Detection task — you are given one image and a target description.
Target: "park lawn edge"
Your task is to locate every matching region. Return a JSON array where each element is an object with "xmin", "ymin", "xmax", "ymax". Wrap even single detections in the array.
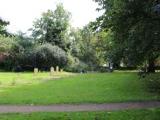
[{"xmin": 0, "ymin": 108, "xmax": 160, "ymax": 120}]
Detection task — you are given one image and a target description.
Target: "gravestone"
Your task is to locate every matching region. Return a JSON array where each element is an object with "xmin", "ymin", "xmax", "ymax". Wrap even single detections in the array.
[
  {"xmin": 56, "ymin": 66, "xmax": 59, "ymax": 72},
  {"xmin": 60, "ymin": 69, "xmax": 63, "ymax": 72},
  {"xmin": 34, "ymin": 68, "xmax": 38, "ymax": 74},
  {"xmin": 50, "ymin": 67, "xmax": 54, "ymax": 75}
]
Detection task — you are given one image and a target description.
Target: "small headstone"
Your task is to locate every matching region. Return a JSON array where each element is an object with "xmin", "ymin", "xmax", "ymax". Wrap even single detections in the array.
[
  {"xmin": 60, "ymin": 69, "xmax": 63, "ymax": 72},
  {"xmin": 56, "ymin": 66, "xmax": 59, "ymax": 72},
  {"xmin": 50, "ymin": 67, "xmax": 54, "ymax": 75},
  {"xmin": 34, "ymin": 68, "xmax": 38, "ymax": 74}
]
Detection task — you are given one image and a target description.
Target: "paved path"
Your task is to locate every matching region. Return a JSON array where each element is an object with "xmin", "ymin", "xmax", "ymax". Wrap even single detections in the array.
[{"xmin": 0, "ymin": 101, "xmax": 160, "ymax": 113}]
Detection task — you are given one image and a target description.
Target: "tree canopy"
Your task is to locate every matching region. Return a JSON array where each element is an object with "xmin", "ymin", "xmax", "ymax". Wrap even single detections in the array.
[
  {"xmin": 32, "ymin": 3, "xmax": 71, "ymax": 51},
  {"xmin": 0, "ymin": 18, "xmax": 9, "ymax": 35},
  {"xmin": 94, "ymin": 0, "xmax": 160, "ymax": 72}
]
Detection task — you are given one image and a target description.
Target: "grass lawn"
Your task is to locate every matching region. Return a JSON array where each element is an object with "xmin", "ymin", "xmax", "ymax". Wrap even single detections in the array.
[
  {"xmin": 0, "ymin": 72, "xmax": 159, "ymax": 104},
  {"xmin": 0, "ymin": 108, "xmax": 160, "ymax": 120},
  {"xmin": 0, "ymin": 72, "xmax": 72, "ymax": 86}
]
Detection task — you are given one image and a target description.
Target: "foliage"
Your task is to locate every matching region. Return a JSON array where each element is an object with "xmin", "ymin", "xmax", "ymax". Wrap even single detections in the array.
[
  {"xmin": 8, "ymin": 34, "xmax": 35, "ymax": 71},
  {"xmin": 80, "ymin": 26, "xmax": 97, "ymax": 67},
  {"xmin": 94, "ymin": 0, "xmax": 160, "ymax": 72},
  {"xmin": 0, "ymin": 4, "xmax": 71, "ymax": 71},
  {"xmin": 1, "ymin": 33, "xmax": 68, "ymax": 71},
  {"xmin": 143, "ymin": 73, "xmax": 160, "ymax": 93},
  {"xmin": 0, "ymin": 35, "xmax": 16, "ymax": 70},
  {"xmin": 94, "ymin": 30, "xmax": 116, "ymax": 65},
  {"xmin": 0, "ymin": 35, "xmax": 15, "ymax": 53},
  {"xmin": 65, "ymin": 53, "xmax": 88, "ymax": 72},
  {"xmin": 69, "ymin": 28, "xmax": 82, "ymax": 57},
  {"xmin": 0, "ymin": 3, "xmax": 111, "ymax": 72},
  {"xmin": 78, "ymin": 25, "xmax": 103, "ymax": 70},
  {"xmin": 68, "ymin": 26, "xmax": 108, "ymax": 70},
  {"xmin": 32, "ymin": 3, "xmax": 71, "ymax": 51},
  {"xmin": 34, "ymin": 43, "xmax": 68, "ymax": 69},
  {"xmin": 0, "ymin": 18, "xmax": 9, "ymax": 35}
]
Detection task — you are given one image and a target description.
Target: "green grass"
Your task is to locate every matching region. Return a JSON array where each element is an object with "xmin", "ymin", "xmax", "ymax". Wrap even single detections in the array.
[
  {"xmin": 0, "ymin": 108, "xmax": 160, "ymax": 120},
  {"xmin": 0, "ymin": 72, "xmax": 73, "ymax": 86},
  {"xmin": 0, "ymin": 72, "xmax": 159, "ymax": 104}
]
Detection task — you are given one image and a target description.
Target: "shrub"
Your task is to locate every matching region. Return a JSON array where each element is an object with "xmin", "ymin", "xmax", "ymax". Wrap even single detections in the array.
[
  {"xmin": 35, "ymin": 43, "xmax": 68, "ymax": 69},
  {"xmin": 143, "ymin": 73, "xmax": 160, "ymax": 92},
  {"xmin": 8, "ymin": 37, "xmax": 36, "ymax": 71},
  {"xmin": 0, "ymin": 35, "xmax": 15, "ymax": 53},
  {"xmin": 65, "ymin": 54, "xmax": 88, "ymax": 72}
]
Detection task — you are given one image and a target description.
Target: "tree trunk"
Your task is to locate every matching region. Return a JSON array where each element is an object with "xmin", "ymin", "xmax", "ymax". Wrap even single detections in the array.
[{"xmin": 147, "ymin": 59, "xmax": 155, "ymax": 73}]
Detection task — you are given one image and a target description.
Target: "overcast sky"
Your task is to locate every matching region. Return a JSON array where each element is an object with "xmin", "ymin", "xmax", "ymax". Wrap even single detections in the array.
[{"xmin": 0, "ymin": 0, "xmax": 102, "ymax": 33}]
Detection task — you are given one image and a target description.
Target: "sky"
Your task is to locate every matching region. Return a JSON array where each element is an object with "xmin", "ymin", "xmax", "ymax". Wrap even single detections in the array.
[{"xmin": 0, "ymin": 0, "xmax": 102, "ymax": 34}]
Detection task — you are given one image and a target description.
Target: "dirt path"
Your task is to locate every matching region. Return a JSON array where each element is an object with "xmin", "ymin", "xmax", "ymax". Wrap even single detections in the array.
[{"xmin": 0, "ymin": 101, "xmax": 160, "ymax": 113}]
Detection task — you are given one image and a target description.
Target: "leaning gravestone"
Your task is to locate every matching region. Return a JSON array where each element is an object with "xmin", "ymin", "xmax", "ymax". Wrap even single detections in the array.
[
  {"xmin": 34, "ymin": 68, "xmax": 38, "ymax": 74},
  {"xmin": 50, "ymin": 67, "xmax": 54, "ymax": 75},
  {"xmin": 56, "ymin": 66, "xmax": 59, "ymax": 72}
]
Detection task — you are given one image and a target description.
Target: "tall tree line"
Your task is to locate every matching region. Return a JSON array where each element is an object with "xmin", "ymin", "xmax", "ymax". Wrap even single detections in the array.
[
  {"xmin": 0, "ymin": 4, "xmax": 106, "ymax": 72},
  {"xmin": 94, "ymin": 0, "xmax": 160, "ymax": 72}
]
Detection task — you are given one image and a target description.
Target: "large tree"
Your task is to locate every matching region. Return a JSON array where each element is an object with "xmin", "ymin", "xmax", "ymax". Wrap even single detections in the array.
[
  {"xmin": 32, "ymin": 3, "xmax": 71, "ymax": 51},
  {"xmin": 94, "ymin": 0, "xmax": 160, "ymax": 72},
  {"xmin": 68, "ymin": 25, "xmax": 106, "ymax": 70}
]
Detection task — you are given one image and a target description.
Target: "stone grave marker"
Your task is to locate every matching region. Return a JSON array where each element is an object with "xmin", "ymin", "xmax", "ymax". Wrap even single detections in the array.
[
  {"xmin": 34, "ymin": 68, "xmax": 38, "ymax": 74},
  {"xmin": 50, "ymin": 67, "xmax": 54, "ymax": 75},
  {"xmin": 56, "ymin": 66, "xmax": 59, "ymax": 72},
  {"xmin": 60, "ymin": 69, "xmax": 63, "ymax": 72}
]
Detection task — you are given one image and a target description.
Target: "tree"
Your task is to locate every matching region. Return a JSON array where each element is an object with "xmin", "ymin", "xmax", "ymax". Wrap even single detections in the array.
[
  {"xmin": 69, "ymin": 25, "xmax": 110, "ymax": 70},
  {"xmin": 32, "ymin": 3, "xmax": 71, "ymax": 51},
  {"xmin": 94, "ymin": 0, "xmax": 160, "ymax": 72},
  {"xmin": 94, "ymin": 30, "xmax": 116, "ymax": 66},
  {"xmin": 68, "ymin": 28, "xmax": 80, "ymax": 57},
  {"xmin": 8, "ymin": 33, "xmax": 35, "ymax": 70},
  {"xmin": 0, "ymin": 35, "xmax": 15, "ymax": 53},
  {"xmin": 0, "ymin": 18, "xmax": 9, "ymax": 35},
  {"xmin": 78, "ymin": 24, "xmax": 110, "ymax": 70},
  {"xmin": 0, "ymin": 35, "xmax": 17, "ymax": 70}
]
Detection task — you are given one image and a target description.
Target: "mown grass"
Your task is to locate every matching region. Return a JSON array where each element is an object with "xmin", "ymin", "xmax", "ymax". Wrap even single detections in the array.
[
  {"xmin": 0, "ymin": 72, "xmax": 159, "ymax": 104},
  {"xmin": 0, "ymin": 108, "xmax": 160, "ymax": 120},
  {"xmin": 0, "ymin": 72, "xmax": 73, "ymax": 86}
]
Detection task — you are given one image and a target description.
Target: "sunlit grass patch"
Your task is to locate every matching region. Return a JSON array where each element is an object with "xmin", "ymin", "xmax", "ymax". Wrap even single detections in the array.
[{"xmin": 0, "ymin": 72, "xmax": 159, "ymax": 105}]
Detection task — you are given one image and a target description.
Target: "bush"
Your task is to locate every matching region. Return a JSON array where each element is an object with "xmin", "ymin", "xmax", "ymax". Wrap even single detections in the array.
[
  {"xmin": 143, "ymin": 74, "xmax": 160, "ymax": 92},
  {"xmin": 116, "ymin": 67, "xmax": 137, "ymax": 70},
  {"xmin": 35, "ymin": 43, "xmax": 68, "ymax": 69},
  {"xmin": 72, "ymin": 61, "xmax": 88, "ymax": 73},
  {"xmin": 65, "ymin": 54, "xmax": 88, "ymax": 72},
  {"xmin": 7, "ymin": 37, "xmax": 36, "ymax": 71},
  {"xmin": 0, "ymin": 35, "xmax": 15, "ymax": 53}
]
